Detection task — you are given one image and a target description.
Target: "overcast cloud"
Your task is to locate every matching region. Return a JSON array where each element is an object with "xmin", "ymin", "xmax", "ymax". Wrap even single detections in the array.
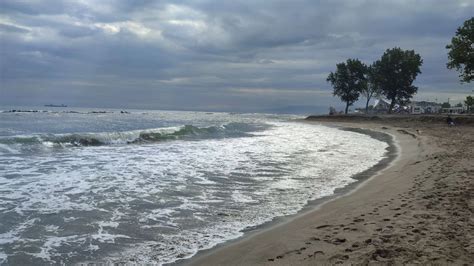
[{"xmin": 0, "ymin": 0, "xmax": 473, "ymax": 113}]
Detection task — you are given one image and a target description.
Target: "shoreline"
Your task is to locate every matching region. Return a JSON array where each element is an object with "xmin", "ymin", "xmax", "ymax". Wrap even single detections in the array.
[
  {"xmin": 177, "ymin": 121, "xmax": 401, "ymax": 265},
  {"xmin": 183, "ymin": 116, "xmax": 474, "ymax": 265}
]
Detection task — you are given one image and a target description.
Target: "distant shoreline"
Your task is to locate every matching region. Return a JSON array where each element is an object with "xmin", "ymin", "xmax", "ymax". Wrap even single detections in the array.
[
  {"xmin": 305, "ymin": 113, "xmax": 474, "ymax": 125},
  {"xmin": 44, "ymin": 104, "xmax": 67, "ymax": 107}
]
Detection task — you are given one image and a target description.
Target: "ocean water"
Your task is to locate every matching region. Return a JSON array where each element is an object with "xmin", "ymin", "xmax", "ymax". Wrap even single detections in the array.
[{"xmin": 0, "ymin": 108, "xmax": 389, "ymax": 265}]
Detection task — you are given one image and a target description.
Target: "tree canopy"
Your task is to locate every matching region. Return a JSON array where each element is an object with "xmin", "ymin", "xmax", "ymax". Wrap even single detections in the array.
[
  {"xmin": 327, "ymin": 59, "xmax": 367, "ymax": 114},
  {"xmin": 372, "ymin": 47, "xmax": 423, "ymax": 113},
  {"xmin": 362, "ymin": 65, "xmax": 383, "ymax": 113},
  {"xmin": 446, "ymin": 17, "xmax": 474, "ymax": 83},
  {"xmin": 465, "ymin": 95, "xmax": 474, "ymax": 112}
]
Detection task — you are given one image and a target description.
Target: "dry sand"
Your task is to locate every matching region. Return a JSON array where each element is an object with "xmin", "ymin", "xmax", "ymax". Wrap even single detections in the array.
[{"xmin": 185, "ymin": 115, "xmax": 474, "ymax": 265}]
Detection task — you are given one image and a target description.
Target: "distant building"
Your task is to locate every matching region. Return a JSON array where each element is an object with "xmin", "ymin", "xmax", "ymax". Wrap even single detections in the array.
[
  {"xmin": 411, "ymin": 106, "xmax": 423, "ymax": 114},
  {"xmin": 372, "ymin": 97, "xmax": 409, "ymax": 113},
  {"xmin": 370, "ymin": 98, "xmax": 454, "ymax": 114},
  {"xmin": 441, "ymin": 107, "xmax": 465, "ymax": 114},
  {"xmin": 408, "ymin": 101, "xmax": 442, "ymax": 114},
  {"xmin": 373, "ymin": 98, "xmax": 392, "ymax": 113}
]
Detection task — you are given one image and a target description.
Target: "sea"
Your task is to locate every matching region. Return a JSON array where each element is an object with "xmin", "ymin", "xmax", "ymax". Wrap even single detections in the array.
[{"xmin": 0, "ymin": 107, "xmax": 389, "ymax": 265}]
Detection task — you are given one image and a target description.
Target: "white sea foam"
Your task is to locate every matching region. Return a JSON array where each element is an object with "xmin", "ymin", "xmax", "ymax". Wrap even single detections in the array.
[
  {"xmin": 231, "ymin": 190, "xmax": 256, "ymax": 203},
  {"xmin": 0, "ymin": 119, "xmax": 388, "ymax": 265},
  {"xmin": 0, "ymin": 143, "xmax": 18, "ymax": 154},
  {"xmin": 0, "ymin": 252, "xmax": 7, "ymax": 265}
]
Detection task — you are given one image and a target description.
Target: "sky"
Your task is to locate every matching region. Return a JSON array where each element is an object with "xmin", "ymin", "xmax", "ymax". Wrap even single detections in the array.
[{"xmin": 0, "ymin": 0, "xmax": 473, "ymax": 113}]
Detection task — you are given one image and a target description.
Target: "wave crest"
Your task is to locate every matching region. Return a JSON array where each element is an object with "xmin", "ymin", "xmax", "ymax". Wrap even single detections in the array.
[{"xmin": 0, "ymin": 123, "xmax": 266, "ymax": 153}]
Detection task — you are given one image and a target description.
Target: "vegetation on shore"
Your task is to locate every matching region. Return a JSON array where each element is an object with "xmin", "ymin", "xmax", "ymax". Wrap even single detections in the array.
[
  {"xmin": 327, "ymin": 48, "xmax": 422, "ymax": 114},
  {"xmin": 446, "ymin": 17, "xmax": 474, "ymax": 83},
  {"xmin": 327, "ymin": 17, "xmax": 473, "ymax": 115},
  {"xmin": 326, "ymin": 59, "xmax": 367, "ymax": 114}
]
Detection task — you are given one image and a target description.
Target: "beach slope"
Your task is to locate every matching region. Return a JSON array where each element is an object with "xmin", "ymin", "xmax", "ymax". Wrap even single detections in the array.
[{"xmin": 187, "ymin": 115, "xmax": 474, "ymax": 265}]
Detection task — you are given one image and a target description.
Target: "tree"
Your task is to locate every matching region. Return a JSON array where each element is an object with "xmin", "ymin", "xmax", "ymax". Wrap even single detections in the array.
[
  {"xmin": 465, "ymin": 95, "xmax": 474, "ymax": 112},
  {"xmin": 446, "ymin": 17, "xmax": 474, "ymax": 83},
  {"xmin": 372, "ymin": 47, "xmax": 423, "ymax": 113},
  {"xmin": 361, "ymin": 65, "xmax": 383, "ymax": 113},
  {"xmin": 327, "ymin": 59, "xmax": 368, "ymax": 114}
]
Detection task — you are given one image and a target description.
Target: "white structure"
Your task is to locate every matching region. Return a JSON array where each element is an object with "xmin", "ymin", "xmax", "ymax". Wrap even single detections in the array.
[
  {"xmin": 373, "ymin": 98, "xmax": 393, "ymax": 112},
  {"xmin": 373, "ymin": 97, "xmax": 409, "ymax": 113},
  {"xmin": 409, "ymin": 101, "xmax": 442, "ymax": 114},
  {"xmin": 441, "ymin": 107, "xmax": 465, "ymax": 114},
  {"xmin": 411, "ymin": 106, "xmax": 423, "ymax": 114}
]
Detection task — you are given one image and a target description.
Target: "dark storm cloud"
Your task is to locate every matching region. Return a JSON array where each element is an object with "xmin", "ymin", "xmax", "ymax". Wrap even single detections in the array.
[{"xmin": 1, "ymin": 0, "xmax": 473, "ymax": 112}]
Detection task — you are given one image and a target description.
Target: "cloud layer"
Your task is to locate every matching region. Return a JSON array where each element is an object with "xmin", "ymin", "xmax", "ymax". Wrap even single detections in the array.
[{"xmin": 1, "ymin": 0, "xmax": 473, "ymax": 112}]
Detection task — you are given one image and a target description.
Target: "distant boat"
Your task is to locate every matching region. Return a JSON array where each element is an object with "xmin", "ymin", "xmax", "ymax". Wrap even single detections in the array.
[{"xmin": 44, "ymin": 104, "xmax": 67, "ymax": 107}]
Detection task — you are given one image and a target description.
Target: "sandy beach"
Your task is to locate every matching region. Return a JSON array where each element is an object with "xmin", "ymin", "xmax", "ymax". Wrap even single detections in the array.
[{"xmin": 185, "ymin": 115, "xmax": 474, "ymax": 265}]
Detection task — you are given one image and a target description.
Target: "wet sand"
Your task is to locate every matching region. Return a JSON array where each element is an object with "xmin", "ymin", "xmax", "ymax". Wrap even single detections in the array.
[{"xmin": 185, "ymin": 115, "xmax": 474, "ymax": 265}]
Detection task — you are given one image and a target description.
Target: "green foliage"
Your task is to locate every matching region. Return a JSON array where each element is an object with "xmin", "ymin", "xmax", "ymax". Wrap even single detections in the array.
[
  {"xmin": 441, "ymin": 102, "xmax": 451, "ymax": 108},
  {"xmin": 446, "ymin": 17, "xmax": 474, "ymax": 83},
  {"xmin": 465, "ymin": 95, "xmax": 474, "ymax": 112},
  {"xmin": 327, "ymin": 59, "xmax": 368, "ymax": 114},
  {"xmin": 372, "ymin": 47, "xmax": 423, "ymax": 113},
  {"xmin": 455, "ymin": 102, "xmax": 463, "ymax": 107},
  {"xmin": 362, "ymin": 65, "xmax": 383, "ymax": 113}
]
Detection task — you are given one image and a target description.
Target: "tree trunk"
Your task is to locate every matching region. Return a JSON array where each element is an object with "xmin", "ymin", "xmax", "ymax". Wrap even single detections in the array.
[
  {"xmin": 388, "ymin": 99, "xmax": 396, "ymax": 114},
  {"xmin": 345, "ymin": 102, "xmax": 349, "ymax": 114},
  {"xmin": 365, "ymin": 97, "xmax": 370, "ymax": 114}
]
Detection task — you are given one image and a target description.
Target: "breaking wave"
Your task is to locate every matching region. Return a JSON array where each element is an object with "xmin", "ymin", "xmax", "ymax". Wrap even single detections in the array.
[
  {"xmin": 0, "ymin": 123, "xmax": 268, "ymax": 152},
  {"xmin": 0, "ymin": 116, "xmax": 390, "ymax": 265}
]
